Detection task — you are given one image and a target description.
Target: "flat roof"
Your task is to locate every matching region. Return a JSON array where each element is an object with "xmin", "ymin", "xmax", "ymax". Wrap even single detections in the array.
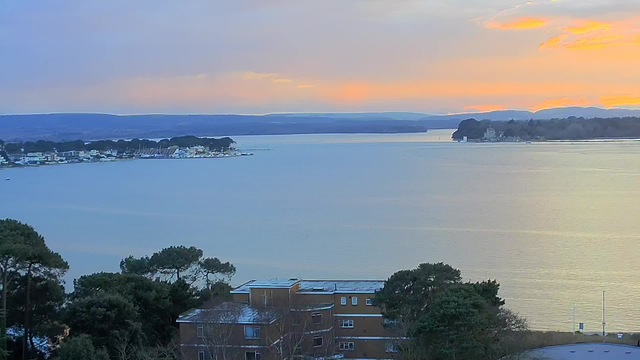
[
  {"xmin": 231, "ymin": 279, "xmax": 385, "ymax": 294},
  {"xmin": 298, "ymin": 280, "xmax": 384, "ymax": 293},
  {"xmin": 527, "ymin": 343, "xmax": 640, "ymax": 359},
  {"xmin": 177, "ymin": 302, "xmax": 279, "ymax": 324},
  {"xmin": 230, "ymin": 279, "xmax": 301, "ymax": 293}
]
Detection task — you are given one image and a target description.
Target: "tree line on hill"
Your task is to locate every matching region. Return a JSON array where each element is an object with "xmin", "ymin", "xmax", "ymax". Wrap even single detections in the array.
[
  {"xmin": 1, "ymin": 219, "xmax": 539, "ymax": 360},
  {"xmin": 452, "ymin": 117, "xmax": 640, "ymax": 141},
  {"xmin": 0, "ymin": 136, "xmax": 235, "ymax": 155}
]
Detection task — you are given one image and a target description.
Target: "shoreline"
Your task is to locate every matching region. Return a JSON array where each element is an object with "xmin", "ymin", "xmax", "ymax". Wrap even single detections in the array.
[{"xmin": 0, "ymin": 151, "xmax": 253, "ymax": 171}]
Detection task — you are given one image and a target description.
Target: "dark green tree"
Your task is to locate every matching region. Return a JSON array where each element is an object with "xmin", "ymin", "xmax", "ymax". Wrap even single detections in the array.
[
  {"xmin": 148, "ymin": 246, "xmax": 203, "ymax": 282},
  {"xmin": 375, "ymin": 263, "xmax": 527, "ymax": 360},
  {"xmin": 64, "ymin": 292, "xmax": 142, "ymax": 352},
  {"xmin": 375, "ymin": 262, "xmax": 461, "ymax": 321},
  {"xmin": 20, "ymin": 245, "xmax": 68, "ymax": 360},
  {"xmin": 0, "ymin": 220, "xmax": 66, "ymax": 360},
  {"xmin": 168, "ymin": 279, "xmax": 203, "ymax": 323},
  {"xmin": 7, "ymin": 276, "xmax": 65, "ymax": 354},
  {"xmin": 199, "ymin": 257, "xmax": 236, "ymax": 295},
  {"xmin": 71, "ymin": 272, "xmax": 175, "ymax": 345},
  {"xmin": 56, "ymin": 335, "xmax": 109, "ymax": 360},
  {"xmin": 119, "ymin": 256, "xmax": 152, "ymax": 277}
]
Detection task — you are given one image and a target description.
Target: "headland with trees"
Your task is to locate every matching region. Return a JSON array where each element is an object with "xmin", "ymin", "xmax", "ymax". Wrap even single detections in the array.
[{"xmin": 452, "ymin": 117, "xmax": 640, "ymax": 141}]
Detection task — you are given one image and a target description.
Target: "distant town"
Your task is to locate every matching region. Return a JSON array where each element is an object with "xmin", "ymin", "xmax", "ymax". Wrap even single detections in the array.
[{"xmin": 0, "ymin": 135, "xmax": 252, "ymax": 168}]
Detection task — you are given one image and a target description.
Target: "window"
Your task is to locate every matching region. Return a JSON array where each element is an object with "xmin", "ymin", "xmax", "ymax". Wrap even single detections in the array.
[
  {"xmin": 313, "ymin": 336, "xmax": 323, "ymax": 347},
  {"xmin": 245, "ymin": 351, "xmax": 261, "ymax": 360},
  {"xmin": 312, "ymin": 312, "xmax": 322, "ymax": 325},
  {"xmin": 292, "ymin": 314, "xmax": 301, "ymax": 326},
  {"xmin": 339, "ymin": 319, "xmax": 354, "ymax": 328},
  {"xmin": 340, "ymin": 296, "xmax": 347, "ymax": 306},
  {"xmin": 366, "ymin": 298, "xmax": 373, "ymax": 306},
  {"xmin": 198, "ymin": 350, "xmax": 205, "ymax": 360},
  {"xmin": 385, "ymin": 341, "xmax": 400, "ymax": 353},
  {"xmin": 352, "ymin": 296, "xmax": 358, "ymax": 306},
  {"xmin": 339, "ymin": 342, "xmax": 355, "ymax": 351},
  {"xmin": 244, "ymin": 326, "xmax": 260, "ymax": 339},
  {"xmin": 197, "ymin": 324, "xmax": 204, "ymax": 337}
]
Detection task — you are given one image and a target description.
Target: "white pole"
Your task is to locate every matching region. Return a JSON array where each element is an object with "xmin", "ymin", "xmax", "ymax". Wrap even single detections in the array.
[{"xmin": 602, "ymin": 291, "xmax": 606, "ymax": 343}]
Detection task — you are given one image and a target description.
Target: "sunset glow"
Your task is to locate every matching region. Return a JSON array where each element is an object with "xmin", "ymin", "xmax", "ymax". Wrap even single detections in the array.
[
  {"xmin": 486, "ymin": 18, "xmax": 547, "ymax": 30},
  {"xmin": 2, "ymin": 1, "xmax": 640, "ymax": 114}
]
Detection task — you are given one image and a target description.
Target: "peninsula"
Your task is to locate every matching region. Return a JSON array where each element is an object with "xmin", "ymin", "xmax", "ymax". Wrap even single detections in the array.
[
  {"xmin": 0, "ymin": 135, "xmax": 250, "ymax": 168},
  {"xmin": 452, "ymin": 116, "xmax": 640, "ymax": 142}
]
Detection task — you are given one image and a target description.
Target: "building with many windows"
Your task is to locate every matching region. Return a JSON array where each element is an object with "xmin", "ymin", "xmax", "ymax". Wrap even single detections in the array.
[{"xmin": 178, "ymin": 279, "xmax": 402, "ymax": 360}]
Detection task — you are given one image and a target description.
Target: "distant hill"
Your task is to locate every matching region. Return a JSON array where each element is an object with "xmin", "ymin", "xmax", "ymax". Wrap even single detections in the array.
[
  {"xmin": 2, "ymin": 107, "xmax": 639, "ymax": 141},
  {"xmin": 421, "ymin": 107, "xmax": 640, "ymax": 122},
  {"xmin": 266, "ymin": 112, "xmax": 430, "ymax": 121},
  {"xmin": 0, "ymin": 113, "xmax": 430, "ymax": 142}
]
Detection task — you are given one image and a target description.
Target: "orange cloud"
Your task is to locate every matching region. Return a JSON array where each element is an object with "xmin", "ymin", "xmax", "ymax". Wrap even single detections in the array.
[
  {"xmin": 565, "ymin": 21, "xmax": 612, "ymax": 34},
  {"xmin": 601, "ymin": 95, "xmax": 640, "ymax": 108},
  {"xmin": 297, "ymin": 84, "xmax": 315, "ymax": 89},
  {"xmin": 565, "ymin": 35, "xmax": 625, "ymax": 50},
  {"xmin": 486, "ymin": 18, "xmax": 546, "ymax": 30},
  {"xmin": 530, "ymin": 97, "xmax": 590, "ymax": 111},
  {"xmin": 462, "ymin": 105, "xmax": 505, "ymax": 112},
  {"xmin": 539, "ymin": 34, "xmax": 566, "ymax": 49}
]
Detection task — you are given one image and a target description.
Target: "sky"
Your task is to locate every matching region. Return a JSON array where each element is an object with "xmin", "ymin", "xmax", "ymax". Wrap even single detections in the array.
[{"xmin": 1, "ymin": 0, "xmax": 640, "ymax": 115}]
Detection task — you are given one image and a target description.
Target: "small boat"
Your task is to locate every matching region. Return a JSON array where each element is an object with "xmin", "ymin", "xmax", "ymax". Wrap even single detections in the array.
[{"xmin": 5, "ymin": 178, "xmax": 9, "ymax": 181}]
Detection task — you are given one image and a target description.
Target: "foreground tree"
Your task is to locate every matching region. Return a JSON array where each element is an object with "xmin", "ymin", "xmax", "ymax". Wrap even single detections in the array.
[
  {"xmin": 20, "ymin": 246, "xmax": 68, "ymax": 360},
  {"xmin": 375, "ymin": 263, "xmax": 528, "ymax": 360},
  {"xmin": 56, "ymin": 335, "xmax": 109, "ymax": 360},
  {"xmin": 7, "ymin": 275, "xmax": 65, "ymax": 356},
  {"xmin": 71, "ymin": 272, "xmax": 174, "ymax": 345},
  {"xmin": 0, "ymin": 220, "xmax": 43, "ymax": 359},
  {"xmin": 64, "ymin": 293, "xmax": 142, "ymax": 352},
  {"xmin": 0, "ymin": 220, "xmax": 68, "ymax": 360}
]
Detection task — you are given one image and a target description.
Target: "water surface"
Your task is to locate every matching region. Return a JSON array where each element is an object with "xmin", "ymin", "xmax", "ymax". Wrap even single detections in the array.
[{"xmin": 2, "ymin": 130, "xmax": 640, "ymax": 332}]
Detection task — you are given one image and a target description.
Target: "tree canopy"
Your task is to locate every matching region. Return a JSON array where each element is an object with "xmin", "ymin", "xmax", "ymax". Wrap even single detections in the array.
[
  {"xmin": 0, "ymin": 219, "xmax": 68, "ymax": 360},
  {"xmin": 1, "ymin": 136, "xmax": 235, "ymax": 155},
  {"xmin": 375, "ymin": 262, "xmax": 526, "ymax": 360},
  {"xmin": 56, "ymin": 335, "xmax": 109, "ymax": 360}
]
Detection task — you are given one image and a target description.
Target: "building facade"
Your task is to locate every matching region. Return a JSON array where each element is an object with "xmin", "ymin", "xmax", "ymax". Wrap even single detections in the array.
[{"xmin": 178, "ymin": 279, "xmax": 402, "ymax": 360}]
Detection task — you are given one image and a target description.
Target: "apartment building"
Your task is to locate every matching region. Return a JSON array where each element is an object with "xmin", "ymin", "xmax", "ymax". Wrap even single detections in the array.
[{"xmin": 178, "ymin": 279, "xmax": 402, "ymax": 360}]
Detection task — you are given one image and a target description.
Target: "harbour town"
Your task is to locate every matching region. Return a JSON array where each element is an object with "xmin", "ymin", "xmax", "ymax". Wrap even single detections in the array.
[{"xmin": 0, "ymin": 136, "xmax": 252, "ymax": 168}]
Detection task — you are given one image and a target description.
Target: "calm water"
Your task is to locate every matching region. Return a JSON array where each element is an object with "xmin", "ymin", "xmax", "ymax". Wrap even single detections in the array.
[{"xmin": 2, "ymin": 129, "xmax": 640, "ymax": 332}]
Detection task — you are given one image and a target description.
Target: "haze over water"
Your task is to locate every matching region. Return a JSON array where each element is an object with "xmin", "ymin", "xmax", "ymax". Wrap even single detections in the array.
[{"xmin": 2, "ymin": 129, "xmax": 640, "ymax": 332}]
